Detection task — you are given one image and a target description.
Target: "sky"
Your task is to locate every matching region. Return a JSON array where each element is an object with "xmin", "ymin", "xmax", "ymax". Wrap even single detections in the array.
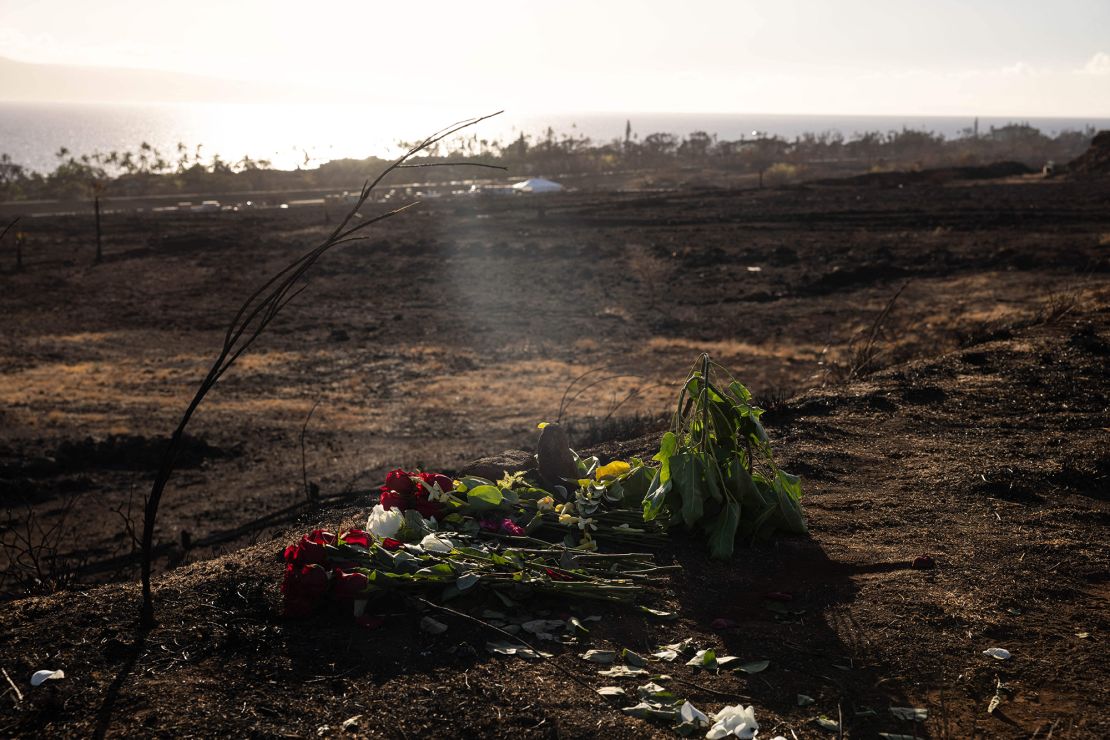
[{"xmin": 1, "ymin": 0, "xmax": 1109, "ymax": 116}]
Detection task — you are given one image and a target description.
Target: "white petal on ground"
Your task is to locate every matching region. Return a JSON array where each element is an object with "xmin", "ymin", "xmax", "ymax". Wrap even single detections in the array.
[
  {"xmin": 419, "ymin": 533, "xmax": 454, "ymax": 553},
  {"xmin": 680, "ymin": 701, "xmax": 709, "ymax": 726},
  {"xmin": 982, "ymin": 647, "xmax": 1011, "ymax": 660},
  {"xmin": 366, "ymin": 504, "xmax": 403, "ymax": 539},
  {"xmin": 30, "ymin": 669, "xmax": 64, "ymax": 687},
  {"xmin": 706, "ymin": 704, "xmax": 759, "ymax": 739}
]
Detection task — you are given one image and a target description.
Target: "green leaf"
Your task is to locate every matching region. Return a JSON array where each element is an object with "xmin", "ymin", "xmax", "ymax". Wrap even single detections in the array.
[
  {"xmin": 642, "ymin": 469, "xmax": 671, "ymax": 522},
  {"xmin": 685, "ymin": 649, "xmax": 717, "ymax": 668},
  {"xmin": 728, "ymin": 381, "xmax": 752, "ymax": 403},
  {"xmin": 654, "ymin": 432, "xmax": 678, "ymax": 481},
  {"xmin": 466, "ymin": 484, "xmax": 504, "ymax": 510},
  {"xmin": 772, "ymin": 470, "xmax": 808, "ymax": 535},
  {"xmin": 706, "ymin": 499, "xmax": 740, "ymax": 560},
  {"xmin": 670, "ymin": 452, "xmax": 705, "ymax": 528},
  {"xmin": 568, "ymin": 616, "xmax": 590, "ymax": 637}
]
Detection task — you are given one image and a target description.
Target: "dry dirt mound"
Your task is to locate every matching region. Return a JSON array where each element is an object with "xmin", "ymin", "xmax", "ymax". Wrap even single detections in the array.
[
  {"xmin": 1, "ymin": 297, "xmax": 1108, "ymax": 738},
  {"xmin": 1066, "ymin": 130, "xmax": 1110, "ymax": 177}
]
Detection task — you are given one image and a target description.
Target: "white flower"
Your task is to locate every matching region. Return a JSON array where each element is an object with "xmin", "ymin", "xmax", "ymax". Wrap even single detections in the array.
[
  {"xmin": 706, "ymin": 704, "xmax": 759, "ymax": 740},
  {"xmin": 366, "ymin": 504, "xmax": 403, "ymax": 539},
  {"xmin": 680, "ymin": 701, "xmax": 709, "ymax": 727},
  {"xmin": 420, "ymin": 533, "xmax": 454, "ymax": 553}
]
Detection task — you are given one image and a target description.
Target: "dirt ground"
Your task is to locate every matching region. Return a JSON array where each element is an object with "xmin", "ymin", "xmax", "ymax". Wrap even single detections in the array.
[{"xmin": 0, "ymin": 170, "xmax": 1108, "ymax": 736}]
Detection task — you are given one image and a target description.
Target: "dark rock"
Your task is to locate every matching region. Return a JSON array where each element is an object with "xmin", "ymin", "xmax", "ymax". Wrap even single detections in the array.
[{"xmin": 459, "ymin": 449, "xmax": 535, "ymax": 482}]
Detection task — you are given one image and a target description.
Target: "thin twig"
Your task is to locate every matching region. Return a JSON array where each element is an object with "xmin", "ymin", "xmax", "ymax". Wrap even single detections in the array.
[
  {"xmin": 300, "ymin": 400, "xmax": 321, "ymax": 505},
  {"xmin": 1, "ymin": 667, "xmax": 22, "ymax": 703},
  {"xmin": 0, "ymin": 217, "xmax": 18, "ymax": 245}
]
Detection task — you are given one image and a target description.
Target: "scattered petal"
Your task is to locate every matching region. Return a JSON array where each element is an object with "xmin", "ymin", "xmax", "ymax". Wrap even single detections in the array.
[
  {"xmin": 738, "ymin": 660, "xmax": 770, "ymax": 674},
  {"xmin": 485, "ymin": 641, "xmax": 552, "ymax": 659},
  {"xmin": 797, "ymin": 694, "xmax": 815, "ymax": 707},
  {"xmin": 30, "ymin": 670, "xmax": 64, "ymax": 687},
  {"xmin": 341, "ymin": 715, "xmax": 361, "ymax": 731},
  {"xmin": 680, "ymin": 700, "xmax": 709, "ymax": 726},
  {"xmin": 706, "ymin": 704, "xmax": 759, "ymax": 740},
  {"xmin": 597, "ymin": 686, "xmax": 626, "ymax": 698},
  {"xmin": 815, "ymin": 716, "xmax": 840, "ymax": 732},
  {"xmin": 686, "ymin": 649, "xmax": 717, "ymax": 668},
  {"xmin": 982, "ymin": 647, "xmax": 1011, "ymax": 661},
  {"xmin": 640, "ymin": 606, "xmax": 678, "ymax": 620},
  {"xmin": 890, "ymin": 707, "xmax": 929, "ymax": 721},
  {"xmin": 455, "ymin": 573, "xmax": 480, "ymax": 591},
  {"xmin": 580, "ymin": 649, "xmax": 618, "ymax": 664},
  {"xmin": 598, "ymin": 665, "xmax": 649, "ymax": 678},
  {"xmin": 652, "ymin": 648, "xmax": 679, "ymax": 662}
]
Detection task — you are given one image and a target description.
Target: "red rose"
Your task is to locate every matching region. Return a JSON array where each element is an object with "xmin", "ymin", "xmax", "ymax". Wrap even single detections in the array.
[
  {"xmin": 307, "ymin": 529, "xmax": 337, "ymax": 545},
  {"xmin": 412, "ymin": 495, "xmax": 444, "ymax": 520},
  {"xmin": 283, "ymin": 537, "xmax": 327, "ymax": 565},
  {"xmin": 332, "ymin": 569, "xmax": 370, "ymax": 599},
  {"xmin": 381, "ymin": 538, "xmax": 403, "ymax": 550},
  {"xmin": 418, "ymin": 472, "xmax": 453, "ymax": 494},
  {"xmin": 384, "ymin": 469, "xmax": 416, "ymax": 496},
  {"xmin": 342, "ymin": 529, "xmax": 370, "ymax": 549},
  {"xmin": 281, "ymin": 563, "xmax": 329, "ymax": 617},
  {"xmin": 379, "ymin": 488, "xmax": 407, "ymax": 510},
  {"xmin": 297, "ymin": 537, "xmax": 328, "ymax": 565}
]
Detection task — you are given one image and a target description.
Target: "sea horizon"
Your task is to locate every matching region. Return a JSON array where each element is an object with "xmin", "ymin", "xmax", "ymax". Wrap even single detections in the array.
[{"xmin": 2, "ymin": 100, "xmax": 1108, "ymax": 174}]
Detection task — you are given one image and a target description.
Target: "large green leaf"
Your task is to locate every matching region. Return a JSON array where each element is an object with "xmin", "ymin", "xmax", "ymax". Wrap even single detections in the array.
[
  {"xmin": 772, "ymin": 470, "xmax": 808, "ymax": 534},
  {"xmin": 466, "ymin": 484, "xmax": 505, "ymax": 511},
  {"xmin": 670, "ymin": 452, "xmax": 705, "ymax": 528},
  {"xmin": 653, "ymin": 432, "xmax": 678, "ymax": 482},
  {"xmin": 706, "ymin": 499, "xmax": 740, "ymax": 559}
]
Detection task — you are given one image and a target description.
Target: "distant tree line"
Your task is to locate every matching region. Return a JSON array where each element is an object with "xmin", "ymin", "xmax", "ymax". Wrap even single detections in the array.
[{"xmin": 0, "ymin": 123, "xmax": 1098, "ymax": 201}]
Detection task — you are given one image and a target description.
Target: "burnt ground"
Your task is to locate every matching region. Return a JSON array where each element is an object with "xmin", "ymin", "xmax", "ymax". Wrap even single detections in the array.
[{"xmin": 0, "ymin": 171, "xmax": 1108, "ymax": 736}]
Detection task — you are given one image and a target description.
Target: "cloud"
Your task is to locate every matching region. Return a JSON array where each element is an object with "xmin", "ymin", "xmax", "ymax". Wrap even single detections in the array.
[{"xmin": 1079, "ymin": 52, "xmax": 1110, "ymax": 75}]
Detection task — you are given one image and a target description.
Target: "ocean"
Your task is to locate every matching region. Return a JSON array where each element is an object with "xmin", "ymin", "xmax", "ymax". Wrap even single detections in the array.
[{"xmin": 1, "ymin": 101, "xmax": 1107, "ymax": 174}]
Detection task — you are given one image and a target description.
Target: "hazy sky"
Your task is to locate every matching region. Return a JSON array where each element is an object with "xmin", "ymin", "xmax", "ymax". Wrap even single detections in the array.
[{"xmin": 1, "ymin": 0, "xmax": 1108, "ymax": 115}]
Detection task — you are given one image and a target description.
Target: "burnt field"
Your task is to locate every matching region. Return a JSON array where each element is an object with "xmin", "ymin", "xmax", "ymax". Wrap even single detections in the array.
[{"xmin": 1, "ymin": 171, "xmax": 1108, "ymax": 737}]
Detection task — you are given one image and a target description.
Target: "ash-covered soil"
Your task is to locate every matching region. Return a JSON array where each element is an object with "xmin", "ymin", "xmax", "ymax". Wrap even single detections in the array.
[{"xmin": 0, "ymin": 171, "xmax": 1108, "ymax": 736}]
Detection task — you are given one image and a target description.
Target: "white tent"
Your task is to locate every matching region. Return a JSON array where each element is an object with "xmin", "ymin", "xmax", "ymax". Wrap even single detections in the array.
[{"xmin": 511, "ymin": 177, "xmax": 564, "ymax": 193}]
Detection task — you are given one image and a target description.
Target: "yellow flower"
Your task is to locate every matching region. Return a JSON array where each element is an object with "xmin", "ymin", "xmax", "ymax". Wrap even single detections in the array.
[
  {"xmin": 595, "ymin": 460, "xmax": 631, "ymax": 481},
  {"xmin": 559, "ymin": 513, "xmax": 579, "ymax": 526},
  {"xmin": 537, "ymin": 495, "xmax": 555, "ymax": 512}
]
